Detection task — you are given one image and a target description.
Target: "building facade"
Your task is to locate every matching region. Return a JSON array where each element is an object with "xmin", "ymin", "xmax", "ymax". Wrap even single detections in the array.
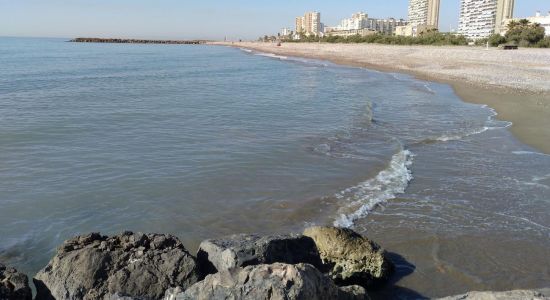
[
  {"xmin": 395, "ymin": 24, "xmax": 437, "ymax": 37},
  {"xmin": 280, "ymin": 28, "xmax": 292, "ymax": 37},
  {"xmin": 367, "ymin": 18, "xmax": 408, "ymax": 35},
  {"xmin": 325, "ymin": 28, "xmax": 377, "ymax": 38},
  {"xmin": 458, "ymin": 0, "xmax": 515, "ymax": 39},
  {"xmin": 328, "ymin": 12, "xmax": 407, "ymax": 35},
  {"xmin": 337, "ymin": 12, "xmax": 369, "ymax": 31},
  {"xmin": 408, "ymin": 0, "xmax": 440, "ymax": 27},
  {"xmin": 296, "ymin": 12, "xmax": 321, "ymax": 36}
]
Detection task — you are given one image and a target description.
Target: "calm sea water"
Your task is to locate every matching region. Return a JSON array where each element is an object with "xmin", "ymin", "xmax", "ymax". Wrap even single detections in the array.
[{"xmin": 1, "ymin": 38, "xmax": 549, "ymax": 298}]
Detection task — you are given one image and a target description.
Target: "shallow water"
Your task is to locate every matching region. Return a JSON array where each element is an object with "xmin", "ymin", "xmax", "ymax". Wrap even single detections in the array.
[{"xmin": 0, "ymin": 38, "xmax": 549, "ymax": 298}]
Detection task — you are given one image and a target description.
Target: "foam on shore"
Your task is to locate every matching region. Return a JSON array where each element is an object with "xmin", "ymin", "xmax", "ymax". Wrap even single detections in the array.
[{"xmin": 334, "ymin": 149, "xmax": 414, "ymax": 228}]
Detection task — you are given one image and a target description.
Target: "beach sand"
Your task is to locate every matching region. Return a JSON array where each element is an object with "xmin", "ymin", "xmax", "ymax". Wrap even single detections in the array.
[{"xmin": 212, "ymin": 42, "xmax": 550, "ymax": 154}]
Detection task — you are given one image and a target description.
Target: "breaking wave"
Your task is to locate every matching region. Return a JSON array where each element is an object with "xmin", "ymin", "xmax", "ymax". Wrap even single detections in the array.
[
  {"xmin": 334, "ymin": 149, "xmax": 414, "ymax": 228},
  {"xmin": 254, "ymin": 52, "xmax": 288, "ymax": 60}
]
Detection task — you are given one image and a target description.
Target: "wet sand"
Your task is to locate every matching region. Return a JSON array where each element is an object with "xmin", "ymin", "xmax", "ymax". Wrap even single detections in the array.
[{"xmin": 212, "ymin": 42, "xmax": 550, "ymax": 154}]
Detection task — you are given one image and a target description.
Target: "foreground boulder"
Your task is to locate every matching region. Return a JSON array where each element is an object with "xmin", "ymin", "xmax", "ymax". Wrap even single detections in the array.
[
  {"xmin": 34, "ymin": 231, "xmax": 200, "ymax": 300},
  {"xmin": 303, "ymin": 226, "xmax": 393, "ymax": 288},
  {"xmin": 166, "ymin": 263, "xmax": 368, "ymax": 300},
  {"xmin": 437, "ymin": 289, "xmax": 550, "ymax": 300},
  {"xmin": 196, "ymin": 234, "xmax": 323, "ymax": 275},
  {"xmin": 0, "ymin": 263, "xmax": 32, "ymax": 300}
]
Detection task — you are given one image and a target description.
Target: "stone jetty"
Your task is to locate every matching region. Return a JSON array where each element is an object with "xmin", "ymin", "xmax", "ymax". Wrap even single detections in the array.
[
  {"xmin": 1, "ymin": 226, "xmax": 549, "ymax": 299},
  {"xmin": 70, "ymin": 38, "xmax": 207, "ymax": 45}
]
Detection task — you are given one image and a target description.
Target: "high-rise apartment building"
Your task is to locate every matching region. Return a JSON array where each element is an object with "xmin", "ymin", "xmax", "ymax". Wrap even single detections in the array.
[
  {"xmin": 295, "ymin": 12, "xmax": 321, "ymax": 36},
  {"xmin": 495, "ymin": 0, "xmax": 515, "ymax": 34},
  {"xmin": 458, "ymin": 0, "xmax": 514, "ymax": 39},
  {"xmin": 408, "ymin": 0, "xmax": 440, "ymax": 27}
]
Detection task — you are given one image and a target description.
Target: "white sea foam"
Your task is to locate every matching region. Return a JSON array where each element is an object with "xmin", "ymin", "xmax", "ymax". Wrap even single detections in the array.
[
  {"xmin": 254, "ymin": 52, "xmax": 288, "ymax": 60},
  {"xmin": 334, "ymin": 149, "xmax": 414, "ymax": 228},
  {"xmin": 423, "ymin": 84, "xmax": 435, "ymax": 94},
  {"xmin": 434, "ymin": 126, "xmax": 491, "ymax": 142},
  {"xmin": 429, "ymin": 104, "xmax": 511, "ymax": 143},
  {"xmin": 239, "ymin": 48, "xmax": 253, "ymax": 53},
  {"xmin": 512, "ymin": 151, "xmax": 550, "ymax": 157}
]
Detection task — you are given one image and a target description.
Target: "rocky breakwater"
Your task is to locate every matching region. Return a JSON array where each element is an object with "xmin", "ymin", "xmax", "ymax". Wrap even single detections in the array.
[
  {"xmin": 70, "ymin": 38, "xmax": 207, "ymax": 45},
  {"xmin": 2, "ymin": 226, "xmax": 395, "ymax": 300},
  {"xmin": 1, "ymin": 263, "xmax": 32, "ymax": 300},
  {"xmin": 33, "ymin": 232, "xmax": 200, "ymax": 300}
]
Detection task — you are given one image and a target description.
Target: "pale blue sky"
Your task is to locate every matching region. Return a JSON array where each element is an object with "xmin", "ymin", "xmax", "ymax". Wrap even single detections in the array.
[{"xmin": 0, "ymin": 0, "xmax": 547, "ymax": 39}]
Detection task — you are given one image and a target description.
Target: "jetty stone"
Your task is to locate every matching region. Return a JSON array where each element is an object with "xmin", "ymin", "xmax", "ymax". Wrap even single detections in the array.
[
  {"xmin": 165, "ymin": 263, "xmax": 369, "ymax": 300},
  {"xmin": 303, "ymin": 226, "xmax": 394, "ymax": 288},
  {"xmin": 0, "ymin": 263, "xmax": 32, "ymax": 300},
  {"xmin": 34, "ymin": 231, "xmax": 200, "ymax": 300},
  {"xmin": 196, "ymin": 233, "xmax": 323, "ymax": 275}
]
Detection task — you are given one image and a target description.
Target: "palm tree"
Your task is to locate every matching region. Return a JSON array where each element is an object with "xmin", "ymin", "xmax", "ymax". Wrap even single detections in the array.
[
  {"xmin": 507, "ymin": 20, "xmax": 519, "ymax": 30},
  {"xmin": 518, "ymin": 19, "xmax": 530, "ymax": 26}
]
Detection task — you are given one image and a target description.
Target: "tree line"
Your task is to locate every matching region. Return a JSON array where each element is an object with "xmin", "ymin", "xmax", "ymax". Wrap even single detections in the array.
[{"xmin": 259, "ymin": 20, "xmax": 549, "ymax": 48}]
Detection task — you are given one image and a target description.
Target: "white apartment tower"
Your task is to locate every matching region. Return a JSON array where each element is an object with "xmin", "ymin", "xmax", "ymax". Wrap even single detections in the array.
[
  {"xmin": 408, "ymin": 0, "xmax": 440, "ymax": 27},
  {"xmin": 296, "ymin": 12, "xmax": 321, "ymax": 36},
  {"xmin": 458, "ymin": 0, "xmax": 514, "ymax": 39}
]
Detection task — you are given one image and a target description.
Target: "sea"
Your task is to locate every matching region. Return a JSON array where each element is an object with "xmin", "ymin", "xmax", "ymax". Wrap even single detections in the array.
[{"xmin": 0, "ymin": 37, "xmax": 549, "ymax": 298}]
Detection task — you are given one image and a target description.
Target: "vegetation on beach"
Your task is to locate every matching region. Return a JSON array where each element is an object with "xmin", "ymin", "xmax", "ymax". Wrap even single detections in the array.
[
  {"xmin": 474, "ymin": 19, "xmax": 549, "ymax": 48},
  {"xmin": 262, "ymin": 30, "xmax": 469, "ymax": 46},
  {"xmin": 261, "ymin": 19, "xmax": 549, "ymax": 48}
]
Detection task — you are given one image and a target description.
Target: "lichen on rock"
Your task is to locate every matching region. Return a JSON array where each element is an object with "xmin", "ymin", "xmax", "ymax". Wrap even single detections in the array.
[{"xmin": 303, "ymin": 226, "xmax": 394, "ymax": 288}]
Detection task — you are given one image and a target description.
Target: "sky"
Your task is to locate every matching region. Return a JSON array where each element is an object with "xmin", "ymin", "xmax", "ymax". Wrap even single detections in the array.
[{"xmin": 0, "ymin": 0, "xmax": 547, "ymax": 40}]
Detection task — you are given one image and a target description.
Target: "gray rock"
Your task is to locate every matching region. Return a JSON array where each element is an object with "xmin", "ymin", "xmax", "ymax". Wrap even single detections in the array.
[
  {"xmin": 438, "ymin": 289, "xmax": 550, "ymax": 300},
  {"xmin": 303, "ymin": 226, "xmax": 393, "ymax": 288},
  {"xmin": 34, "ymin": 231, "xmax": 200, "ymax": 300},
  {"xmin": 196, "ymin": 234, "xmax": 323, "ymax": 275},
  {"xmin": 166, "ymin": 263, "xmax": 369, "ymax": 300},
  {"xmin": 0, "ymin": 263, "xmax": 32, "ymax": 300}
]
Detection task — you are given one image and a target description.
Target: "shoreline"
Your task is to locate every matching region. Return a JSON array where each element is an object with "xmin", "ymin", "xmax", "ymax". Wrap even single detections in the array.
[{"xmin": 212, "ymin": 42, "xmax": 550, "ymax": 154}]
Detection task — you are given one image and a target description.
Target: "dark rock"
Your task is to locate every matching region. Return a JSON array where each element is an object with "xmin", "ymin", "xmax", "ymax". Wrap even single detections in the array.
[
  {"xmin": 165, "ymin": 263, "xmax": 369, "ymax": 300},
  {"xmin": 303, "ymin": 226, "xmax": 394, "ymax": 288},
  {"xmin": 196, "ymin": 234, "xmax": 323, "ymax": 276},
  {"xmin": 0, "ymin": 263, "xmax": 32, "ymax": 300},
  {"xmin": 34, "ymin": 232, "xmax": 200, "ymax": 300}
]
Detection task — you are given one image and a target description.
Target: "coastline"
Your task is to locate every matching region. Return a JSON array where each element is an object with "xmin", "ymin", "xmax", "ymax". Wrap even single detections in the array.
[{"xmin": 211, "ymin": 42, "xmax": 550, "ymax": 154}]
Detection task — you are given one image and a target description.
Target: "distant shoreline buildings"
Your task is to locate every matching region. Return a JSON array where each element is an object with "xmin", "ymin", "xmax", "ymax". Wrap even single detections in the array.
[
  {"xmin": 276, "ymin": 0, "xmax": 548, "ymax": 41},
  {"xmin": 325, "ymin": 12, "xmax": 407, "ymax": 37}
]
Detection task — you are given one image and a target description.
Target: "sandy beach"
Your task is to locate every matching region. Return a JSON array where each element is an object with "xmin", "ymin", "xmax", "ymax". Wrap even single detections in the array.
[{"xmin": 213, "ymin": 42, "xmax": 550, "ymax": 154}]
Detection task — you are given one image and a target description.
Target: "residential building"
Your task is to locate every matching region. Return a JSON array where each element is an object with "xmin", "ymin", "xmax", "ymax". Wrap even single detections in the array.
[
  {"xmin": 325, "ymin": 28, "xmax": 377, "ymax": 38},
  {"xmin": 395, "ymin": 24, "xmax": 437, "ymax": 37},
  {"xmin": 295, "ymin": 17, "xmax": 305, "ymax": 33},
  {"xmin": 408, "ymin": 0, "xmax": 440, "ymax": 27},
  {"xmin": 366, "ymin": 18, "xmax": 408, "ymax": 35},
  {"xmin": 458, "ymin": 0, "xmax": 515, "ymax": 39},
  {"xmin": 501, "ymin": 11, "xmax": 550, "ymax": 36},
  {"xmin": 336, "ymin": 12, "xmax": 369, "ymax": 31},
  {"xmin": 296, "ymin": 12, "xmax": 322, "ymax": 36},
  {"xmin": 328, "ymin": 12, "xmax": 407, "ymax": 35},
  {"xmin": 280, "ymin": 28, "xmax": 292, "ymax": 37},
  {"xmin": 495, "ymin": 0, "xmax": 515, "ymax": 34}
]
